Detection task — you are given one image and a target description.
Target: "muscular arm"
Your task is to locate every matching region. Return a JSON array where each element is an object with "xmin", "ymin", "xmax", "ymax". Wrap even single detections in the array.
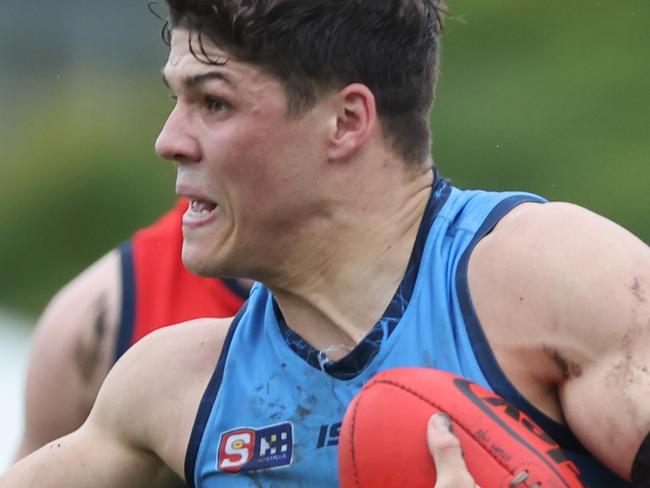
[
  {"xmin": 2, "ymin": 317, "xmax": 228, "ymax": 487},
  {"xmin": 470, "ymin": 202, "xmax": 650, "ymax": 483},
  {"xmin": 4, "ymin": 422, "xmax": 176, "ymax": 488},
  {"xmin": 14, "ymin": 250, "xmax": 121, "ymax": 459}
]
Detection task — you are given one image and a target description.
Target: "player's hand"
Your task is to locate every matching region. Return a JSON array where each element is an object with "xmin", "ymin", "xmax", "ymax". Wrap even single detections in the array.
[{"xmin": 427, "ymin": 413, "xmax": 478, "ymax": 488}]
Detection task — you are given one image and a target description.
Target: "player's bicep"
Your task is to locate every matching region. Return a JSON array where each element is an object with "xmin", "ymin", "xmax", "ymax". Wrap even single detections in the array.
[
  {"xmin": 510, "ymin": 203, "xmax": 650, "ymax": 484},
  {"xmin": 560, "ymin": 338, "xmax": 650, "ymax": 484}
]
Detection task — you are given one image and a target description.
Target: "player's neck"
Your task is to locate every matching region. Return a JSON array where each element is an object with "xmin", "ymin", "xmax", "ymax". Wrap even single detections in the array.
[{"xmin": 268, "ymin": 163, "xmax": 434, "ymax": 358}]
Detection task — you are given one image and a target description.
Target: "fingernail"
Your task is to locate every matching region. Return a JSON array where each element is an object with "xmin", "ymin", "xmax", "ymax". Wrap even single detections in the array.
[{"xmin": 432, "ymin": 413, "xmax": 453, "ymax": 433}]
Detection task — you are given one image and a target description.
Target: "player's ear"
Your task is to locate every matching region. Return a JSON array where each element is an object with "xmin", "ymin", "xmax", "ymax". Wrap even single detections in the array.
[{"xmin": 326, "ymin": 83, "xmax": 377, "ymax": 161}]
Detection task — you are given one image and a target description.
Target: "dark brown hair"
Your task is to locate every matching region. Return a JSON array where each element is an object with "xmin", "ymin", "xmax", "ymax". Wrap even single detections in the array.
[{"xmin": 164, "ymin": 0, "xmax": 445, "ymax": 165}]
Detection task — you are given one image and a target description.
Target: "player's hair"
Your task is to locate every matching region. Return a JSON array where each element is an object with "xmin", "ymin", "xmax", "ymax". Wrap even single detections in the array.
[{"xmin": 164, "ymin": 0, "xmax": 445, "ymax": 165}]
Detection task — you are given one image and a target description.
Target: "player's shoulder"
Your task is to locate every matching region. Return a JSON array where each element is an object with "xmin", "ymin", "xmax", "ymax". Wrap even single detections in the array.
[
  {"xmin": 469, "ymin": 199, "xmax": 650, "ymax": 338},
  {"xmin": 482, "ymin": 200, "xmax": 608, "ymax": 245},
  {"xmin": 124, "ymin": 317, "xmax": 231, "ymax": 364},
  {"xmin": 474, "ymin": 200, "xmax": 648, "ymax": 275},
  {"xmin": 466, "ymin": 201, "xmax": 650, "ymax": 421},
  {"xmin": 110, "ymin": 317, "xmax": 233, "ymax": 391},
  {"xmin": 92, "ymin": 317, "xmax": 233, "ymax": 473},
  {"xmin": 112, "ymin": 317, "xmax": 232, "ymax": 402},
  {"xmin": 100, "ymin": 317, "xmax": 230, "ymax": 417}
]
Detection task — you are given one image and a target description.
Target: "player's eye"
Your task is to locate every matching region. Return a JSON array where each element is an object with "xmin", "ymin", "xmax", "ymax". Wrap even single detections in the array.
[{"xmin": 204, "ymin": 96, "xmax": 228, "ymax": 113}]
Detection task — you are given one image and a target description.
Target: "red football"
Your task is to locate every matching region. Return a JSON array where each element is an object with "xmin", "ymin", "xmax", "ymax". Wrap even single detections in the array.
[{"xmin": 338, "ymin": 368, "xmax": 585, "ymax": 488}]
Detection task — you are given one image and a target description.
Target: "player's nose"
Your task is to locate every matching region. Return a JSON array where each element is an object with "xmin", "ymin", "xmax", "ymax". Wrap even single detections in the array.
[{"xmin": 155, "ymin": 106, "xmax": 201, "ymax": 164}]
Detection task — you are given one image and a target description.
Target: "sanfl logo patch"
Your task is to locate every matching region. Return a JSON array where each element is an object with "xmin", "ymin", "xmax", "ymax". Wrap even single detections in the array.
[{"xmin": 217, "ymin": 422, "xmax": 294, "ymax": 473}]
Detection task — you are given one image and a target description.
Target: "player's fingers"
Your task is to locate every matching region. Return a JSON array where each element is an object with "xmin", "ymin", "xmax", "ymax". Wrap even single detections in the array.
[{"xmin": 427, "ymin": 413, "xmax": 476, "ymax": 488}]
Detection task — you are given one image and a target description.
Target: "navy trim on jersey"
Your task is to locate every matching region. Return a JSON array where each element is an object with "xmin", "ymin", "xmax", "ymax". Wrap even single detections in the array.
[
  {"xmin": 184, "ymin": 303, "xmax": 249, "ymax": 488},
  {"xmin": 457, "ymin": 196, "xmax": 639, "ymax": 488},
  {"xmin": 221, "ymin": 277, "xmax": 251, "ymax": 300},
  {"xmin": 114, "ymin": 241, "xmax": 136, "ymax": 363},
  {"xmin": 455, "ymin": 195, "xmax": 587, "ymax": 452},
  {"xmin": 275, "ymin": 171, "xmax": 452, "ymax": 380}
]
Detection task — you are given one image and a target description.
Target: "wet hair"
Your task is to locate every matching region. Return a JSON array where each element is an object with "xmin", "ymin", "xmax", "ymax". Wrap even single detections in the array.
[{"xmin": 163, "ymin": 0, "xmax": 445, "ymax": 165}]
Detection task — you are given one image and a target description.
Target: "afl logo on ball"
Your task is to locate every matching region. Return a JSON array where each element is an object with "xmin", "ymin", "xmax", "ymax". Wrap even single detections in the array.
[{"xmin": 217, "ymin": 422, "xmax": 294, "ymax": 473}]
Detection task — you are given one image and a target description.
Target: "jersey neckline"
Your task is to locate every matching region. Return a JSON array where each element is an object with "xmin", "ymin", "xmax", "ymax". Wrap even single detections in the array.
[
  {"xmin": 219, "ymin": 277, "xmax": 251, "ymax": 300},
  {"xmin": 273, "ymin": 169, "xmax": 451, "ymax": 379}
]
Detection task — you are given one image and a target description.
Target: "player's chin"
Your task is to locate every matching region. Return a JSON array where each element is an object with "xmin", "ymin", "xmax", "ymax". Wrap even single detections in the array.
[{"xmin": 181, "ymin": 243, "xmax": 223, "ymax": 278}]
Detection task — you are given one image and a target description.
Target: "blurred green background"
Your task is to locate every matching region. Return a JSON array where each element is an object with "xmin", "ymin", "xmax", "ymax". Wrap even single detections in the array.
[{"xmin": 1, "ymin": 1, "xmax": 649, "ymax": 319}]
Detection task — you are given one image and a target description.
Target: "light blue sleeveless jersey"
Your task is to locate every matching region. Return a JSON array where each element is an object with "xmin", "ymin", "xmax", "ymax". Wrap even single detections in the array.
[{"xmin": 186, "ymin": 175, "xmax": 634, "ymax": 487}]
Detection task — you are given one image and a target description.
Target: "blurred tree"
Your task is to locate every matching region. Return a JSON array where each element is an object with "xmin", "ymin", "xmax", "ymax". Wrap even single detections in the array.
[
  {"xmin": 433, "ymin": 0, "xmax": 650, "ymax": 237},
  {"xmin": 0, "ymin": 76, "xmax": 176, "ymax": 312},
  {"xmin": 0, "ymin": 0, "xmax": 648, "ymax": 316}
]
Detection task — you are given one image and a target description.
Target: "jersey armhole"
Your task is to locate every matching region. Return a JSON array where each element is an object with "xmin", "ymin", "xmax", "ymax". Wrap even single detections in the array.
[
  {"xmin": 114, "ymin": 241, "xmax": 136, "ymax": 363},
  {"xmin": 183, "ymin": 303, "xmax": 248, "ymax": 488},
  {"xmin": 454, "ymin": 195, "xmax": 585, "ymax": 450}
]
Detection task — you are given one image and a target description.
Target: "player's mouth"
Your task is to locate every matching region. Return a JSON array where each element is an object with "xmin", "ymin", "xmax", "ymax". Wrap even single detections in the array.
[{"xmin": 184, "ymin": 198, "xmax": 219, "ymax": 228}]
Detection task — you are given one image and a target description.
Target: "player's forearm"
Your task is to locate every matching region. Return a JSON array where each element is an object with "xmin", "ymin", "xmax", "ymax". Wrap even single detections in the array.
[
  {"xmin": 12, "ymin": 396, "xmax": 95, "ymax": 463},
  {"xmin": 2, "ymin": 431, "xmax": 164, "ymax": 488},
  {"xmin": 3, "ymin": 437, "xmax": 92, "ymax": 487}
]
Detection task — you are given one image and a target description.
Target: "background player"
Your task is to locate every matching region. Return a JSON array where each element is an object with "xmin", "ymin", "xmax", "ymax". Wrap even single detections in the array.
[
  {"xmin": 1, "ymin": 0, "xmax": 650, "ymax": 487},
  {"xmin": 13, "ymin": 199, "xmax": 250, "ymax": 459}
]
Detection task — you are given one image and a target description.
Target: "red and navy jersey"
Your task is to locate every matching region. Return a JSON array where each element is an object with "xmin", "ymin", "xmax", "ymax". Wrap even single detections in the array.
[{"xmin": 115, "ymin": 200, "xmax": 248, "ymax": 362}]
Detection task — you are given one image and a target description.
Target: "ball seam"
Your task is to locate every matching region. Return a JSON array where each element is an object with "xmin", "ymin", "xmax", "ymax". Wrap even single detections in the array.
[
  {"xmin": 349, "ymin": 393, "xmax": 362, "ymax": 488},
  {"xmin": 369, "ymin": 378, "xmax": 524, "ymax": 484}
]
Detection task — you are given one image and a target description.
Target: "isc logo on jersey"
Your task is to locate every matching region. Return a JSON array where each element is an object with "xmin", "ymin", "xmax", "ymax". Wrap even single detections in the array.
[{"xmin": 217, "ymin": 422, "xmax": 294, "ymax": 473}]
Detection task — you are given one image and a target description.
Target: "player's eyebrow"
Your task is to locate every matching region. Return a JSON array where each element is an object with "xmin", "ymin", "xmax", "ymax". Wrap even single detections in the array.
[{"xmin": 161, "ymin": 70, "xmax": 233, "ymax": 90}]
